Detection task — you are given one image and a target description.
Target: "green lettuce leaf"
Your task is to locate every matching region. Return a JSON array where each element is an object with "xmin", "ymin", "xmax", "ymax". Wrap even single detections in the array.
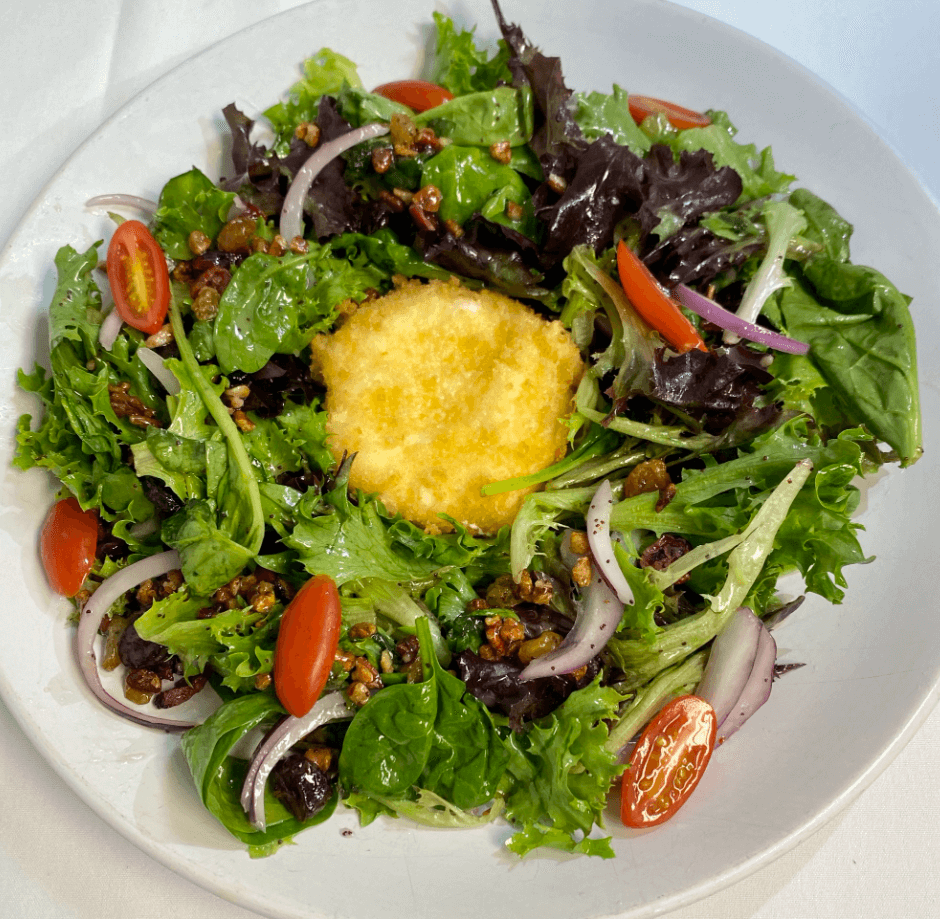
[
  {"xmin": 500, "ymin": 678, "xmax": 624, "ymax": 858},
  {"xmin": 152, "ymin": 167, "xmax": 236, "ymax": 260}
]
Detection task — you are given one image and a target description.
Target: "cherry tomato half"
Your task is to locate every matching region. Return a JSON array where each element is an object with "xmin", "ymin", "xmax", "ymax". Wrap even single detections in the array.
[
  {"xmin": 40, "ymin": 497, "xmax": 98, "ymax": 598},
  {"xmin": 628, "ymin": 95, "xmax": 712, "ymax": 131},
  {"xmin": 621, "ymin": 694, "xmax": 717, "ymax": 828},
  {"xmin": 274, "ymin": 574, "xmax": 342, "ymax": 718},
  {"xmin": 373, "ymin": 79, "xmax": 454, "ymax": 113},
  {"xmin": 616, "ymin": 240, "xmax": 707, "ymax": 353},
  {"xmin": 105, "ymin": 220, "xmax": 170, "ymax": 335}
]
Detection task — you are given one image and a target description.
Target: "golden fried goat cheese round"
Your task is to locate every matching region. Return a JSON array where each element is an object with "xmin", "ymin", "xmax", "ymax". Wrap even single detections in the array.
[{"xmin": 310, "ymin": 279, "xmax": 585, "ymax": 534}]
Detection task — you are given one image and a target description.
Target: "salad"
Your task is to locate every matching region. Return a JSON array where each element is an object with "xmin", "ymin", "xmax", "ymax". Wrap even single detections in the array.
[{"xmin": 13, "ymin": 0, "xmax": 922, "ymax": 859}]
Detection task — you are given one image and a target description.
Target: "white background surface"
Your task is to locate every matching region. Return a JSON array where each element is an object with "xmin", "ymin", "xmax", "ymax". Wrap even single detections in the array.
[{"xmin": 1, "ymin": 1, "xmax": 938, "ymax": 917}]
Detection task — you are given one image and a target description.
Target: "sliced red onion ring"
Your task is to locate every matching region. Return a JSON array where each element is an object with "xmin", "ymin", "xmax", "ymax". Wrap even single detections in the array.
[
  {"xmin": 717, "ymin": 624, "xmax": 777, "ymax": 742},
  {"xmin": 674, "ymin": 283, "xmax": 809, "ymax": 354},
  {"xmin": 136, "ymin": 347, "xmax": 181, "ymax": 395},
  {"xmin": 586, "ymin": 479, "xmax": 634, "ymax": 606},
  {"xmin": 519, "ymin": 566, "xmax": 623, "ymax": 681},
  {"xmin": 241, "ymin": 692, "xmax": 352, "ymax": 831},
  {"xmin": 98, "ymin": 308, "xmax": 124, "ymax": 351},
  {"xmin": 695, "ymin": 606, "xmax": 763, "ymax": 726},
  {"xmin": 279, "ymin": 122, "xmax": 390, "ymax": 243},
  {"xmin": 76, "ymin": 549, "xmax": 194, "ymax": 732},
  {"xmin": 85, "ymin": 194, "xmax": 159, "ymax": 216}
]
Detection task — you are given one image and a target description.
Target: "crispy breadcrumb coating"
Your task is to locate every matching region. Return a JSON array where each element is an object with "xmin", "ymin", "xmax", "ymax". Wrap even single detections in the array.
[{"xmin": 310, "ymin": 279, "xmax": 584, "ymax": 534}]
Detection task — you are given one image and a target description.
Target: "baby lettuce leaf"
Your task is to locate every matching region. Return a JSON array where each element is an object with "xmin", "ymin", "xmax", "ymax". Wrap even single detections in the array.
[
  {"xmin": 414, "ymin": 86, "xmax": 534, "ymax": 147},
  {"xmin": 421, "ymin": 144, "xmax": 539, "ymax": 239},
  {"xmin": 263, "ymin": 48, "xmax": 364, "ymax": 155},
  {"xmin": 339, "ymin": 617, "xmax": 509, "ymax": 811},
  {"xmin": 135, "ymin": 589, "xmax": 279, "ymax": 692},
  {"xmin": 152, "ymin": 168, "xmax": 236, "ymax": 260},
  {"xmin": 181, "ymin": 692, "xmax": 336, "ymax": 856},
  {"xmin": 500, "ymin": 677, "xmax": 624, "ymax": 858},
  {"xmin": 573, "ymin": 84, "xmax": 652, "ymax": 155},
  {"xmin": 213, "ymin": 246, "xmax": 386, "ymax": 375},
  {"xmin": 429, "ymin": 12, "xmax": 513, "ymax": 96}
]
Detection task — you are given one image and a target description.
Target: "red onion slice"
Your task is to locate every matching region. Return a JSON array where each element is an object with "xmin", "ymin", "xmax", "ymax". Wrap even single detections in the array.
[
  {"xmin": 717, "ymin": 624, "xmax": 777, "ymax": 742},
  {"xmin": 136, "ymin": 347, "xmax": 181, "ymax": 395},
  {"xmin": 695, "ymin": 606, "xmax": 763, "ymax": 726},
  {"xmin": 519, "ymin": 567, "xmax": 623, "ymax": 681},
  {"xmin": 76, "ymin": 549, "xmax": 195, "ymax": 732},
  {"xmin": 98, "ymin": 308, "xmax": 124, "ymax": 351},
  {"xmin": 85, "ymin": 194, "xmax": 158, "ymax": 216},
  {"xmin": 674, "ymin": 283, "xmax": 809, "ymax": 354},
  {"xmin": 241, "ymin": 692, "xmax": 352, "ymax": 831},
  {"xmin": 279, "ymin": 122, "xmax": 390, "ymax": 242},
  {"xmin": 586, "ymin": 479, "xmax": 634, "ymax": 606}
]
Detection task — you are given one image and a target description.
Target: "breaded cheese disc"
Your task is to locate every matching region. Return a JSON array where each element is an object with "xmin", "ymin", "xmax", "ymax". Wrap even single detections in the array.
[{"xmin": 311, "ymin": 279, "xmax": 585, "ymax": 534}]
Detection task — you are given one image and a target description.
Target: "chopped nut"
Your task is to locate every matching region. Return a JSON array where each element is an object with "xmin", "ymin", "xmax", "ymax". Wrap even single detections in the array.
[
  {"xmin": 268, "ymin": 234, "xmax": 288, "ymax": 257},
  {"xmin": 393, "ymin": 142, "xmax": 418, "ymax": 158},
  {"xmin": 504, "ymin": 200, "xmax": 524, "ymax": 221},
  {"xmin": 347, "ymin": 681, "xmax": 372, "ymax": 706},
  {"xmin": 144, "ymin": 324, "xmax": 174, "ymax": 348},
  {"xmin": 192, "ymin": 286, "xmax": 220, "ymax": 322},
  {"xmin": 395, "ymin": 635, "xmax": 420, "ymax": 665},
  {"xmin": 109, "ymin": 382, "xmax": 162, "ymax": 428},
  {"xmin": 467, "ymin": 597, "xmax": 488, "ymax": 612},
  {"xmin": 334, "ymin": 649, "xmax": 357, "ymax": 672},
  {"xmin": 413, "ymin": 184, "xmax": 443, "ymax": 214},
  {"xmin": 568, "ymin": 531, "xmax": 590, "ymax": 555},
  {"xmin": 187, "ymin": 229, "xmax": 211, "ymax": 255},
  {"xmin": 378, "ymin": 189, "xmax": 406, "ymax": 213},
  {"xmin": 443, "ymin": 218, "xmax": 464, "ymax": 238},
  {"xmin": 515, "ymin": 569, "xmax": 554, "ymax": 605},
  {"xmin": 251, "ymin": 237, "xmax": 270, "ymax": 254},
  {"xmin": 571, "ymin": 554, "xmax": 593, "ymax": 587},
  {"xmin": 489, "ymin": 140, "xmax": 512, "ymax": 164},
  {"xmin": 295, "ymin": 121, "xmax": 321, "ymax": 147},
  {"xmin": 409, "ymin": 204, "xmax": 438, "ymax": 233},
  {"xmin": 232, "ymin": 409, "xmax": 255, "ymax": 432},
  {"xmin": 547, "ymin": 173, "xmax": 568, "ymax": 194},
  {"xmin": 190, "ymin": 263, "xmax": 231, "ymax": 299},
  {"xmin": 379, "ymin": 650, "xmax": 394, "ymax": 674},
  {"xmin": 223, "ymin": 383, "xmax": 251, "ymax": 411},
  {"xmin": 371, "ymin": 146, "xmax": 394, "ymax": 174},
  {"xmin": 352, "ymin": 658, "xmax": 380, "ymax": 685},
  {"xmin": 480, "ymin": 614, "xmax": 526, "ymax": 659},
  {"xmin": 348, "ymin": 622, "xmax": 377, "ymax": 640},
  {"xmin": 415, "ymin": 126, "xmax": 443, "ymax": 152},
  {"xmin": 289, "ymin": 236, "xmax": 309, "ymax": 254}
]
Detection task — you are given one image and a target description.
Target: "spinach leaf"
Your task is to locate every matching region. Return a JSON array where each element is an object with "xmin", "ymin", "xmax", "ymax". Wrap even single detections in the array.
[
  {"xmin": 152, "ymin": 168, "xmax": 236, "ymax": 260},
  {"xmin": 414, "ymin": 86, "xmax": 534, "ymax": 147},
  {"xmin": 421, "ymin": 144, "xmax": 538, "ymax": 239},
  {"xmin": 181, "ymin": 693, "xmax": 336, "ymax": 856},
  {"xmin": 339, "ymin": 617, "xmax": 508, "ymax": 810},
  {"xmin": 213, "ymin": 247, "xmax": 385, "ymax": 374},
  {"xmin": 761, "ymin": 192, "xmax": 921, "ymax": 466}
]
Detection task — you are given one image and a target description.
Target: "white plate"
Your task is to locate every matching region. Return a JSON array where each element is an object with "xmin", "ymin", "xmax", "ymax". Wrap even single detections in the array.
[{"xmin": 0, "ymin": 1, "xmax": 937, "ymax": 917}]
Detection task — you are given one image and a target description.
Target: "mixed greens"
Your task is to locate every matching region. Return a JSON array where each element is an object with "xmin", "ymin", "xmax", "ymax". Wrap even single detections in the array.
[{"xmin": 14, "ymin": 1, "xmax": 921, "ymax": 859}]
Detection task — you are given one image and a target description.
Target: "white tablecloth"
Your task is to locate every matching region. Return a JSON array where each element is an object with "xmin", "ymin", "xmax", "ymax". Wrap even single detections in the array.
[{"xmin": 2, "ymin": 1, "xmax": 938, "ymax": 917}]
